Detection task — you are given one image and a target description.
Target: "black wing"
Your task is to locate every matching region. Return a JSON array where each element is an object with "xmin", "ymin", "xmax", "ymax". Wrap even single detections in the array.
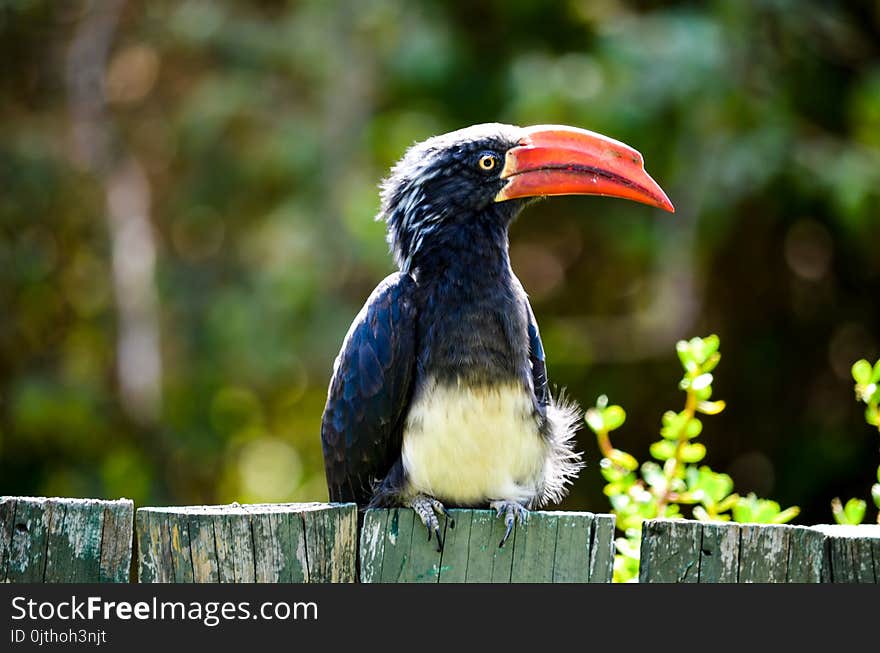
[
  {"xmin": 321, "ymin": 272, "xmax": 418, "ymax": 505},
  {"xmin": 525, "ymin": 298, "xmax": 550, "ymax": 408}
]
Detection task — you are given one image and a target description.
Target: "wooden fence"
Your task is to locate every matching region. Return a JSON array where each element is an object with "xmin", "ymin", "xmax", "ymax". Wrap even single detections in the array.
[
  {"xmin": 639, "ymin": 519, "xmax": 880, "ymax": 583},
  {"xmin": 359, "ymin": 508, "xmax": 615, "ymax": 582},
  {"xmin": 0, "ymin": 497, "xmax": 133, "ymax": 583},
  {"xmin": 2, "ymin": 496, "xmax": 878, "ymax": 583}
]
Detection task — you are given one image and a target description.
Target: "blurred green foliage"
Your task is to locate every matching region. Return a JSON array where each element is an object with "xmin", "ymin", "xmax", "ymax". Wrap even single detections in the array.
[
  {"xmin": 832, "ymin": 358, "xmax": 880, "ymax": 524},
  {"xmin": 588, "ymin": 335, "xmax": 798, "ymax": 581},
  {"xmin": 1, "ymin": 1, "xmax": 879, "ymax": 520}
]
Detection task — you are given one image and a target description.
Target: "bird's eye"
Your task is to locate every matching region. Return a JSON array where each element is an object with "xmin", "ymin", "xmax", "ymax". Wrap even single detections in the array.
[{"xmin": 477, "ymin": 153, "xmax": 497, "ymax": 172}]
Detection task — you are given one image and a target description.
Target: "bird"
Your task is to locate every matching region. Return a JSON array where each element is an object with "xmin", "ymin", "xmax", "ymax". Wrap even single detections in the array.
[{"xmin": 321, "ymin": 123, "xmax": 673, "ymax": 550}]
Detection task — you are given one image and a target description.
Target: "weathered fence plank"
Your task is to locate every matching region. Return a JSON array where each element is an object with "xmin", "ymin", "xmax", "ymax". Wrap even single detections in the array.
[
  {"xmin": 696, "ymin": 522, "xmax": 739, "ymax": 583},
  {"xmin": 11, "ymin": 496, "xmax": 872, "ymax": 584},
  {"xmin": 639, "ymin": 519, "xmax": 702, "ymax": 583},
  {"xmin": 785, "ymin": 527, "xmax": 827, "ymax": 582},
  {"xmin": 812, "ymin": 524, "xmax": 880, "ymax": 583},
  {"xmin": 0, "ymin": 496, "xmax": 134, "ymax": 583},
  {"xmin": 136, "ymin": 502, "xmax": 357, "ymax": 583},
  {"xmin": 738, "ymin": 523, "xmax": 790, "ymax": 582},
  {"xmin": 588, "ymin": 514, "xmax": 616, "ymax": 583},
  {"xmin": 359, "ymin": 509, "xmax": 615, "ymax": 583},
  {"xmin": 639, "ymin": 519, "xmax": 879, "ymax": 583},
  {"xmin": 552, "ymin": 512, "xmax": 593, "ymax": 582}
]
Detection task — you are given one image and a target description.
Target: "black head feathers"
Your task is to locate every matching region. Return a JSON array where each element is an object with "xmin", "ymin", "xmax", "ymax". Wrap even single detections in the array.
[{"xmin": 377, "ymin": 123, "xmax": 524, "ymax": 272}]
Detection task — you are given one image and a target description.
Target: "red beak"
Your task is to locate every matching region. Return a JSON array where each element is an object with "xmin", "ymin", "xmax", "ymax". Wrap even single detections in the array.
[{"xmin": 495, "ymin": 125, "xmax": 674, "ymax": 212}]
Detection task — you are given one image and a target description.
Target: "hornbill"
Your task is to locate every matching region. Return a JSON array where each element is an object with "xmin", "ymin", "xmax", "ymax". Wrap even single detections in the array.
[{"xmin": 321, "ymin": 123, "xmax": 673, "ymax": 549}]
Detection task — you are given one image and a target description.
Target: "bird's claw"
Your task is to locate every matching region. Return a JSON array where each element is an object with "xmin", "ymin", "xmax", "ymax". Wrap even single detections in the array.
[
  {"xmin": 489, "ymin": 500, "xmax": 528, "ymax": 548},
  {"xmin": 439, "ymin": 504, "xmax": 455, "ymax": 529},
  {"xmin": 410, "ymin": 495, "xmax": 451, "ymax": 552}
]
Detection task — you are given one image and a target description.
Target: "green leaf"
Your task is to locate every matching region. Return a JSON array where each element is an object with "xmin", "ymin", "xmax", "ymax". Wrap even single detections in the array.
[
  {"xmin": 715, "ymin": 493, "xmax": 740, "ymax": 513},
  {"xmin": 844, "ymin": 497, "xmax": 867, "ymax": 525},
  {"xmin": 609, "ymin": 448, "xmax": 639, "ymax": 471},
  {"xmin": 609, "ymin": 493, "xmax": 630, "ymax": 511},
  {"xmin": 697, "ymin": 400, "xmax": 726, "ymax": 415},
  {"xmin": 603, "ymin": 481, "xmax": 628, "ymax": 497},
  {"xmin": 852, "ymin": 359, "xmax": 873, "ymax": 384},
  {"xmin": 603, "ymin": 405, "xmax": 626, "ymax": 431},
  {"xmin": 600, "ymin": 458, "xmax": 624, "ymax": 482},
  {"xmin": 649, "ymin": 440, "xmax": 676, "ymax": 461},
  {"xmin": 873, "ymin": 360, "xmax": 880, "ymax": 384},
  {"xmin": 614, "ymin": 535, "xmax": 640, "ymax": 559},
  {"xmin": 680, "ymin": 442, "xmax": 706, "ymax": 463},
  {"xmin": 770, "ymin": 506, "xmax": 800, "ymax": 524},
  {"xmin": 585, "ymin": 407, "xmax": 604, "ymax": 433},
  {"xmin": 871, "ymin": 483, "xmax": 880, "ymax": 510},
  {"xmin": 675, "ymin": 491, "xmax": 700, "ymax": 504},
  {"xmin": 831, "ymin": 500, "xmax": 846, "ymax": 525},
  {"xmin": 695, "ymin": 384, "xmax": 713, "ymax": 401},
  {"xmin": 866, "ymin": 403, "xmax": 879, "ymax": 426},
  {"xmin": 733, "ymin": 493, "xmax": 783, "ymax": 523},
  {"xmin": 692, "ymin": 373, "xmax": 713, "ymax": 391},
  {"xmin": 702, "ymin": 352, "xmax": 721, "ymax": 373},
  {"xmin": 687, "ymin": 466, "xmax": 734, "ymax": 504},
  {"xmin": 676, "ymin": 340, "xmax": 697, "ymax": 372},
  {"xmin": 660, "ymin": 411, "xmax": 686, "ymax": 440},
  {"xmin": 641, "ymin": 462, "xmax": 666, "ymax": 491},
  {"xmin": 702, "ymin": 334, "xmax": 720, "ymax": 358},
  {"xmin": 661, "ymin": 410, "xmax": 679, "ymax": 427},
  {"xmin": 692, "ymin": 506, "xmax": 710, "ymax": 521},
  {"xmin": 689, "ymin": 337, "xmax": 706, "ymax": 364},
  {"xmin": 685, "ymin": 418, "xmax": 703, "ymax": 439}
]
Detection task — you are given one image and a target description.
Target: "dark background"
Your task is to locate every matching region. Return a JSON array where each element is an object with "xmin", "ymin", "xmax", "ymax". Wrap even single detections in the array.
[{"xmin": 2, "ymin": 0, "xmax": 878, "ymax": 525}]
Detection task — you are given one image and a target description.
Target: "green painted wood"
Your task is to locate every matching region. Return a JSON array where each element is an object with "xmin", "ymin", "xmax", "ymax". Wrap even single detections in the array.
[
  {"xmin": 136, "ymin": 502, "xmax": 356, "ymax": 583},
  {"xmin": 100, "ymin": 501, "xmax": 136, "ymax": 582},
  {"xmin": 812, "ymin": 524, "xmax": 880, "ymax": 583},
  {"xmin": 46, "ymin": 499, "xmax": 108, "ymax": 582},
  {"xmin": 168, "ymin": 512, "xmax": 194, "ymax": 582},
  {"xmin": 694, "ymin": 522, "xmax": 737, "ymax": 583},
  {"xmin": 371, "ymin": 508, "xmax": 411, "ymax": 582},
  {"xmin": 437, "ymin": 510, "xmax": 473, "ymax": 583},
  {"xmin": 134, "ymin": 510, "xmax": 157, "ymax": 582},
  {"xmin": 552, "ymin": 512, "xmax": 593, "ymax": 583},
  {"xmin": 302, "ymin": 504, "xmax": 357, "ymax": 582},
  {"xmin": 359, "ymin": 509, "xmax": 388, "ymax": 583},
  {"xmin": 187, "ymin": 511, "xmax": 219, "ymax": 582},
  {"xmin": 212, "ymin": 511, "xmax": 238, "ymax": 583},
  {"xmin": 639, "ymin": 519, "xmax": 701, "ymax": 583},
  {"xmin": 588, "ymin": 514, "xmax": 616, "ymax": 583},
  {"xmin": 360, "ymin": 509, "xmax": 614, "ymax": 583},
  {"xmin": 230, "ymin": 511, "xmax": 256, "ymax": 582},
  {"xmin": 403, "ymin": 511, "xmax": 446, "ymax": 583},
  {"xmin": 371, "ymin": 508, "xmax": 444, "ymax": 582},
  {"xmin": 284, "ymin": 510, "xmax": 310, "ymax": 583},
  {"xmin": 3, "ymin": 499, "xmax": 51, "ymax": 582},
  {"xmin": 0, "ymin": 499, "xmax": 15, "ymax": 575},
  {"xmin": 511, "ymin": 511, "xmax": 559, "ymax": 582},
  {"xmin": 464, "ymin": 509, "xmax": 514, "ymax": 583},
  {"xmin": 251, "ymin": 511, "xmax": 287, "ymax": 582},
  {"xmin": 738, "ymin": 524, "xmax": 793, "ymax": 582},
  {"xmin": 0, "ymin": 497, "xmax": 133, "ymax": 583},
  {"xmin": 785, "ymin": 527, "xmax": 825, "ymax": 582},
  {"xmin": 639, "ymin": 520, "xmax": 874, "ymax": 583}
]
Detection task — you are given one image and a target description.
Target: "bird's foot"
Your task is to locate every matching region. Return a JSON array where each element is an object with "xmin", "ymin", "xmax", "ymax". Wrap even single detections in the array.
[
  {"xmin": 489, "ymin": 500, "xmax": 528, "ymax": 548},
  {"xmin": 409, "ymin": 494, "xmax": 453, "ymax": 552}
]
